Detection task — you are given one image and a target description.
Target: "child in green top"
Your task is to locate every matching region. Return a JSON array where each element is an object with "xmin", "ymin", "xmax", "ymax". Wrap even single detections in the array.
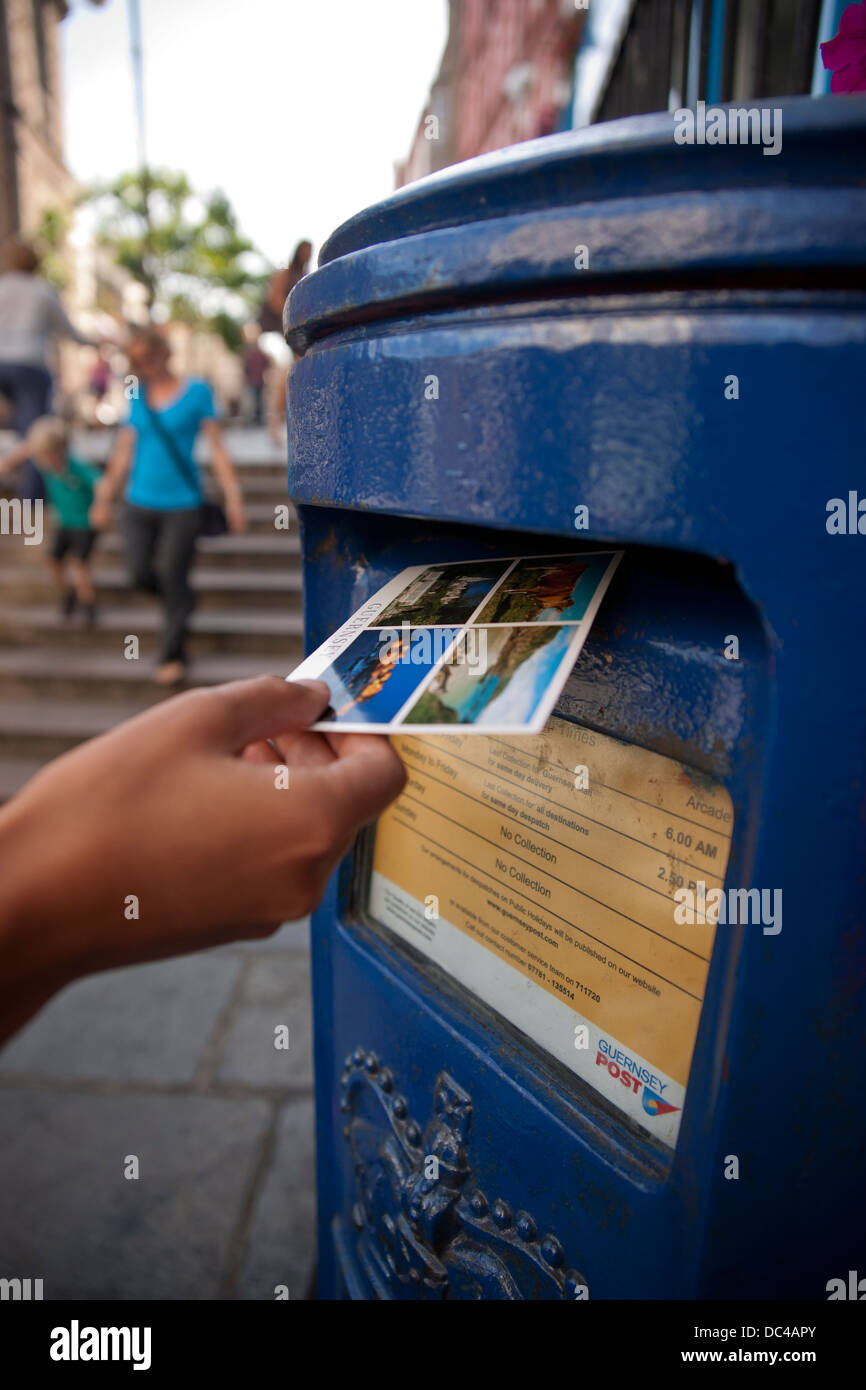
[{"xmin": 0, "ymin": 416, "xmax": 101, "ymax": 623}]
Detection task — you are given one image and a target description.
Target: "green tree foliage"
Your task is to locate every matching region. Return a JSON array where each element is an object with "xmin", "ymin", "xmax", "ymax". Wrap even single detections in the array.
[
  {"xmin": 33, "ymin": 206, "xmax": 71, "ymax": 291},
  {"xmin": 81, "ymin": 169, "xmax": 267, "ymax": 349}
]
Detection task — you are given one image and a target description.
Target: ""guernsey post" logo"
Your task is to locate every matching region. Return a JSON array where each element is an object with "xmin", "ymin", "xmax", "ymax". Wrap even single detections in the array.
[{"xmin": 595, "ymin": 1039, "xmax": 680, "ymax": 1118}]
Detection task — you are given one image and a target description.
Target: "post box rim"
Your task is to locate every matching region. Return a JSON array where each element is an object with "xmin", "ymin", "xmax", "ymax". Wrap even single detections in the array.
[{"xmin": 317, "ymin": 95, "xmax": 866, "ymax": 268}]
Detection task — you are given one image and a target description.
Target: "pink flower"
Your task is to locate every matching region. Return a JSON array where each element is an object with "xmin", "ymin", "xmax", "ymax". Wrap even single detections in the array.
[{"xmin": 821, "ymin": 2, "xmax": 866, "ymax": 92}]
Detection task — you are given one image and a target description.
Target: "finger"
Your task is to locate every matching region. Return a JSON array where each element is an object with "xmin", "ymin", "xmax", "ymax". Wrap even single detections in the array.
[
  {"xmin": 179, "ymin": 676, "xmax": 332, "ymax": 752},
  {"xmin": 242, "ymin": 728, "xmax": 337, "ymax": 769},
  {"xmin": 240, "ymin": 740, "xmax": 277, "ymax": 765},
  {"xmin": 317, "ymin": 726, "xmax": 387, "ymax": 759},
  {"xmin": 322, "ymin": 730, "xmax": 397, "ymax": 762},
  {"xmin": 319, "ymin": 735, "xmax": 407, "ymax": 836},
  {"xmin": 269, "ymin": 728, "xmax": 338, "ymax": 768}
]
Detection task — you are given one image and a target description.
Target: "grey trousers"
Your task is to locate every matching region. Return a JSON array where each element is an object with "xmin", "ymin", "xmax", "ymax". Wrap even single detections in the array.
[{"xmin": 123, "ymin": 503, "xmax": 202, "ymax": 663}]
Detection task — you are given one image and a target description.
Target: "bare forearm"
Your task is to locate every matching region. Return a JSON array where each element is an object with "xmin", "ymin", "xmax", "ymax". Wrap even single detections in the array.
[
  {"xmin": 210, "ymin": 441, "xmax": 241, "ymax": 502},
  {"xmin": 0, "ymin": 441, "xmax": 29, "ymax": 475},
  {"xmin": 0, "ymin": 677, "xmax": 405, "ymax": 1047},
  {"xmin": 94, "ymin": 462, "xmax": 125, "ymax": 504},
  {"xmin": 94, "ymin": 434, "xmax": 133, "ymax": 502},
  {"xmin": 204, "ymin": 424, "xmax": 245, "ymax": 531},
  {"xmin": 0, "ymin": 797, "xmax": 78, "ymax": 1045}
]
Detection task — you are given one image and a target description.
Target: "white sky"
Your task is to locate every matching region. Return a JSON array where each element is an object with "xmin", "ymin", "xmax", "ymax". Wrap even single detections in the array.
[{"xmin": 61, "ymin": 0, "xmax": 449, "ymax": 267}]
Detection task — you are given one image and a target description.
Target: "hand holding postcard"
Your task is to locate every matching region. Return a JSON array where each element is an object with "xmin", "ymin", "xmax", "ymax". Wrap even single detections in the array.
[{"xmin": 288, "ymin": 550, "xmax": 622, "ymax": 734}]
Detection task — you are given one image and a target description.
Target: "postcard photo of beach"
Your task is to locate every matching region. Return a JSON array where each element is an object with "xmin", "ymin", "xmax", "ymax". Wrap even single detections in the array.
[{"xmin": 401, "ymin": 625, "xmax": 577, "ymax": 727}]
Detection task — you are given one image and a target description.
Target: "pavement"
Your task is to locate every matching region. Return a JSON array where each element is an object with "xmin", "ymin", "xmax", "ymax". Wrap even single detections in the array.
[{"xmin": 0, "ymin": 920, "xmax": 317, "ymax": 1300}]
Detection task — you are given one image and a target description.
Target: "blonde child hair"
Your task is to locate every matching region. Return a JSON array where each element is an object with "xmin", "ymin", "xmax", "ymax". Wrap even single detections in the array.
[{"xmin": 25, "ymin": 415, "xmax": 70, "ymax": 458}]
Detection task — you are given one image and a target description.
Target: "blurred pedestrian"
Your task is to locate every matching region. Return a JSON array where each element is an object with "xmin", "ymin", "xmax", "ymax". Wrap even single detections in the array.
[
  {"xmin": 259, "ymin": 240, "xmax": 312, "ymax": 336},
  {"xmin": 0, "ymin": 239, "xmax": 99, "ymax": 501},
  {"xmin": 259, "ymin": 240, "xmax": 312, "ymax": 443},
  {"xmin": 89, "ymin": 346, "xmax": 112, "ymax": 401},
  {"xmin": 90, "ymin": 326, "xmax": 247, "ymax": 687},
  {"xmin": 242, "ymin": 326, "xmax": 270, "ymax": 426},
  {"xmin": 0, "ymin": 416, "xmax": 100, "ymax": 624}
]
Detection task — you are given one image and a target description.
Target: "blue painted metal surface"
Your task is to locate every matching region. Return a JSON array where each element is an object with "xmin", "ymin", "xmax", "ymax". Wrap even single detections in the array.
[
  {"xmin": 287, "ymin": 98, "xmax": 866, "ymax": 1299},
  {"xmin": 705, "ymin": 0, "xmax": 727, "ymax": 106}
]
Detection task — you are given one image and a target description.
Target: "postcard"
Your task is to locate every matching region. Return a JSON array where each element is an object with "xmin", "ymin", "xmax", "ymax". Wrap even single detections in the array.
[{"xmin": 288, "ymin": 550, "xmax": 622, "ymax": 734}]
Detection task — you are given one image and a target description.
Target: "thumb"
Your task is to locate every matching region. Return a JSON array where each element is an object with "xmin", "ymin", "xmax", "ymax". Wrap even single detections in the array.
[{"xmin": 189, "ymin": 676, "xmax": 332, "ymax": 752}]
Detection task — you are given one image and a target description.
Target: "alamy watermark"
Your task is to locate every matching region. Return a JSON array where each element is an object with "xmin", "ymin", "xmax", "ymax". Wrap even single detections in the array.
[
  {"xmin": 0, "ymin": 1276, "xmax": 43, "ymax": 1299},
  {"xmin": 674, "ymin": 101, "xmax": 782, "ymax": 157},
  {"xmin": 378, "ymin": 623, "xmax": 488, "ymax": 677},
  {"xmin": 827, "ymin": 1270, "xmax": 866, "ymax": 1299},
  {"xmin": 0, "ymin": 496, "xmax": 43, "ymax": 545},
  {"xmin": 674, "ymin": 881, "xmax": 782, "ymax": 935},
  {"xmin": 826, "ymin": 492, "xmax": 865, "ymax": 534},
  {"xmin": 50, "ymin": 1321, "xmax": 151, "ymax": 1371}
]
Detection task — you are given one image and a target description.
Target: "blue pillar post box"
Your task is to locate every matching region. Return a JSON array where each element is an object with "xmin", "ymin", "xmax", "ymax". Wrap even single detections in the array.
[{"xmin": 286, "ymin": 97, "xmax": 866, "ymax": 1301}]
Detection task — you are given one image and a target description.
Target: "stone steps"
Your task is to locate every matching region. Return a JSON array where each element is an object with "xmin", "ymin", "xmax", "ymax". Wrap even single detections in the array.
[
  {"xmin": 0, "ymin": 650, "xmax": 300, "ymax": 779},
  {"xmin": 0, "ymin": 647, "xmax": 292, "ymax": 703},
  {"xmin": 0, "ymin": 694, "xmax": 161, "ymax": 758},
  {"xmin": 0, "ymin": 604, "xmax": 304, "ymax": 655},
  {"xmin": 1, "ymin": 478, "xmax": 289, "ymax": 502},
  {"xmin": 97, "ymin": 531, "xmax": 300, "ymax": 570},
  {"xmin": 222, "ymin": 473, "xmax": 292, "ymax": 496},
  {"xmin": 0, "ymin": 562, "xmax": 303, "ymax": 611},
  {"xmin": 0, "ymin": 429, "xmax": 291, "ymax": 497},
  {"xmin": 102, "ymin": 500, "xmax": 294, "ymax": 534}
]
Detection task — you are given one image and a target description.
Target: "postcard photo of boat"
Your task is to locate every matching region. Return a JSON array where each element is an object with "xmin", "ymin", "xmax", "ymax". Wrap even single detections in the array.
[{"xmin": 314, "ymin": 626, "xmax": 462, "ymax": 726}]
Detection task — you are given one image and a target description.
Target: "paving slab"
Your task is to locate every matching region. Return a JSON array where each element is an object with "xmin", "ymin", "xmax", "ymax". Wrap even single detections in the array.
[
  {"xmin": 235, "ymin": 1096, "xmax": 317, "ymax": 1300},
  {"xmin": 0, "ymin": 1088, "xmax": 271, "ymax": 1300},
  {"xmin": 214, "ymin": 952, "xmax": 313, "ymax": 1090},
  {"xmin": 0, "ymin": 953, "xmax": 242, "ymax": 1086}
]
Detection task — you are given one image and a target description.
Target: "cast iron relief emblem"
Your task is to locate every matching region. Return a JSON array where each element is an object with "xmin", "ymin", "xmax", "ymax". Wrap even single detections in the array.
[{"xmin": 336, "ymin": 1048, "xmax": 589, "ymax": 1300}]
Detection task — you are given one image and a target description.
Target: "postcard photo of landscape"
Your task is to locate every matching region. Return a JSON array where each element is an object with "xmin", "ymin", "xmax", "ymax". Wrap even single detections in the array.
[
  {"xmin": 401, "ymin": 625, "xmax": 578, "ymax": 728},
  {"xmin": 376, "ymin": 560, "xmax": 511, "ymax": 627},
  {"xmin": 473, "ymin": 553, "xmax": 620, "ymax": 624}
]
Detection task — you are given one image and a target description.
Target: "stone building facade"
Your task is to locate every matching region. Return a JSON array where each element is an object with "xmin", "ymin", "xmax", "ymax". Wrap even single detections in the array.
[
  {"xmin": 396, "ymin": 0, "xmax": 586, "ymax": 188},
  {"xmin": 0, "ymin": 0, "xmax": 76, "ymax": 243}
]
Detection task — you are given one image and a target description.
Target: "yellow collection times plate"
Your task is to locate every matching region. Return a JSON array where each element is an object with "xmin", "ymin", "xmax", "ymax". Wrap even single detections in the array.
[{"xmin": 368, "ymin": 716, "xmax": 733, "ymax": 1147}]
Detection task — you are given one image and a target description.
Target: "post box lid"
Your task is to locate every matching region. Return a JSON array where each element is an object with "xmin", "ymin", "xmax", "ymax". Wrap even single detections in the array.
[{"xmin": 286, "ymin": 96, "xmax": 866, "ymax": 353}]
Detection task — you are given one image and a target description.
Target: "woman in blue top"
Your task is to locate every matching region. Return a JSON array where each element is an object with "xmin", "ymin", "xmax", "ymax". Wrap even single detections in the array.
[{"xmin": 91, "ymin": 326, "xmax": 246, "ymax": 686}]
